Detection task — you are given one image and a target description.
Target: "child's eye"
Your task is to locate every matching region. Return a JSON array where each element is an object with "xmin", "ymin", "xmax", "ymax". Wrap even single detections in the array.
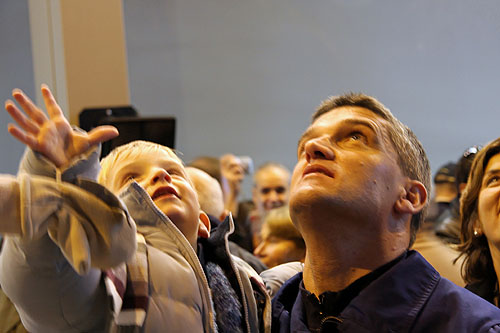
[
  {"xmin": 123, "ymin": 174, "xmax": 137, "ymax": 184},
  {"xmin": 168, "ymin": 169, "xmax": 182, "ymax": 176}
]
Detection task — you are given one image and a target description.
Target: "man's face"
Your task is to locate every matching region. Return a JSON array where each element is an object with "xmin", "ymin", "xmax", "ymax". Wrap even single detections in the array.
[
  {"xmin": 253, "ymin": 166, "xmax": 290, "ymax": 215},
  {"xmin": 108, "ymin": 148, "xmax": 204, "ymax": 247},
  {"xmin": 290, "ymin": 106, "xmax": 405, "ymax": 231}
]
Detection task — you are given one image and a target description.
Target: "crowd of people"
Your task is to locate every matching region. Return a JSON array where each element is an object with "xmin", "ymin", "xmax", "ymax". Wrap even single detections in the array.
[{"xmin": 2, "ymin": 85, "xmax": 500, "ymax": 332}]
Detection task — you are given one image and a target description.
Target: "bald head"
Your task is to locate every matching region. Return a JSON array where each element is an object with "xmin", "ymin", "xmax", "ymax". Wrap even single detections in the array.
[
  {"xmin": 186, "ymin": 167, "xmax": 225, "ymax": 218},
  {"xmin": 253, "ymin": 163, "xmax": 291, "ymax": 216}
]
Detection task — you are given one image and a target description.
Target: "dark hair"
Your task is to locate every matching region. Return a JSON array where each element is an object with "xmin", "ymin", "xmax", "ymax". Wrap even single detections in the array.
[
  {"xmin": 313, "ymin": 93, "xmax": 431, "ymax": 247},
  {"xmin": 433, "ymin": 162, "xmax": 457, "ymax": 184},
  {"xmin": 455, "ymin": 146, "xmax": 481, "ymax": 191},
  {"xmin": 458, "ymin": 137, "xmax": 500, "ymax": 286}
]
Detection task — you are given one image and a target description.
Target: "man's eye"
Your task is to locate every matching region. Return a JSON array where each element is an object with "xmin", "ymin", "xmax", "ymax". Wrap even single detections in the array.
[
  {"xmin": 275, "ymin": 187, "xmax": 286, "ymax": 194},
  {"xmin": 261, "ymin": 188, "xmax": 271, "ymax": 194},
  {"xmin": 349, "ymin": 132, "xmax": 363, "ymax": 140}
]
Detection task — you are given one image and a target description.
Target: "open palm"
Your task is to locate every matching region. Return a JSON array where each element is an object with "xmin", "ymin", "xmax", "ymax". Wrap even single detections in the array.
[{"xmin": 5, "ymin": 85, "xmax": 119, "ymax": 168}]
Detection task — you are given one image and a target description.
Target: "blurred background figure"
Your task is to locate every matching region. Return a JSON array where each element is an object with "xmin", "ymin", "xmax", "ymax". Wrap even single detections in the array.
[
  {"xmin": 220, "ymin": 154, "xmax": 249, "ymax": 217},
  {"xmin": 254, "ymin": 206, "xmax": 305, "ymax": 268},
  {"xmin": 436, "ymin": 146, "xmax": 481, "ymax": 244},
  {"xmin": 249, "ymin": 163, "xmax": 291, "ymax": 248},
  {"xmin": 189, "ymin": 155, "xmax": 254, "ymax": 252},
  {"xmin": 458, "ymin": 137, "xmax": 500, "ymax": 305},
  {"xmin": 412, "ymin": 160, "xmax": 465, "ymax": 286},
  {"xmin": 426, "ymin": 162, "xmax": 458, "ymax": 222},
  {"xmin": 185, "ymin": 166, "xmax": 267, "ymax": 273},
  {"xmin": 185, "ymin": 166, "xmax": 226, "ymax": 223}
]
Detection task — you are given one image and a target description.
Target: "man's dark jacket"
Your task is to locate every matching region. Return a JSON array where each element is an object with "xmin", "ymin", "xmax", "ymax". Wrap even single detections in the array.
[{"xmin": 271, "ymin": 250, "xmax": 500, "ymax": 332}]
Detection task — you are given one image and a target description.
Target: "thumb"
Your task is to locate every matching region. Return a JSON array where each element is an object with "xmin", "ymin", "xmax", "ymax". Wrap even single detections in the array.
[{"xmin": 87, "ymin": 125, "xmax": 119, "ymax": 146}]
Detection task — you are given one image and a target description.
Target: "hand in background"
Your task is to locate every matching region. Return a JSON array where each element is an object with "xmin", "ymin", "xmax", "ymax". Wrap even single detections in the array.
[
  {"xmin": 220, "ymin": 154, "xmax": 246, "ymax": 216},
  {"xmin": 221, "ymin": 154, "xmax": 245, "ymax": 196},
  {"xmin": 5, "ymin": 84, "xmax": 118, "ymax": 168}
]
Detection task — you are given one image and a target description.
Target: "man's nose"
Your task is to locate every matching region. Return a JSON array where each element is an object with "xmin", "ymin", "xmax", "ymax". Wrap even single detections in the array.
[
  {"xmin": 267, "ymin": 190, "xmax": 280, "ymax": 202},
  {"xmin": 304, "ymin": 136, "xmax": 335, "ymax": 162},
  {"xmin": 150, "ymin": 168, "xmax": 172, "ymax": 184}
]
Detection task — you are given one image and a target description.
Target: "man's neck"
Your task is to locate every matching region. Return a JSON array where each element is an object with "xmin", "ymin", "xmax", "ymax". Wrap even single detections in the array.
[{"xmin": 301, "ymin": 224, "xmax": 409, "ymax": 296}]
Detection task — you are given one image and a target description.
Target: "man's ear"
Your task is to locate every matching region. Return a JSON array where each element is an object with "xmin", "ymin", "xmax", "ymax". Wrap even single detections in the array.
[
  {"xmin": 394, "ymin": 180, "xmax": 428, "ymax": 215},
  {"xmin": 198, "ymin": 211, "xmax": 211, "ymax": 239}
]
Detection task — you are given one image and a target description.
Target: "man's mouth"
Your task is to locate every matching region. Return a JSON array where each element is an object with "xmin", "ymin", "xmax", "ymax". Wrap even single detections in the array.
[
  {"xmin": 302, "ymin": 164, "xmax": 334, "ymax": 178},
  {"xmin": 151, "ymin": 186, "xmax": 180, "ymax": 200}
]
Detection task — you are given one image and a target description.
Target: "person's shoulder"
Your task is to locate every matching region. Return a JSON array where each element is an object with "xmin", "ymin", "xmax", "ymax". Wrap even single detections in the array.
[
  {"xmin": 261, "ymin": 263, "xmax": 303, "ymax": 301},
  {"xmin": 423, "ymin": 276, "xmax": 500, "ymax": 330}
]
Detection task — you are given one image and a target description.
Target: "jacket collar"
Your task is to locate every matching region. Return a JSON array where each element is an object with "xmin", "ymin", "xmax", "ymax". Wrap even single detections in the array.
[
  {"xmin": 273, "ymin": 251, "xmax": 441, "ymax": 332},
  {"xmin": 119, "ymin": 181, "xmax": 170, "ymax": 228}
]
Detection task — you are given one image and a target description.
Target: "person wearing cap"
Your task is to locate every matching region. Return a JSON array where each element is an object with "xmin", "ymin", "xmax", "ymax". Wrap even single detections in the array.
[
  {"xmin": 436, "ymin": 146, "xmax": 482, "ymax": 244},
  {"xmin": 426, "ymin": 162, "xmax": 458, "ymax": 222},
  {"xmin": 412, "ymin": 161, "xmax": 465, "ymax": 286}
]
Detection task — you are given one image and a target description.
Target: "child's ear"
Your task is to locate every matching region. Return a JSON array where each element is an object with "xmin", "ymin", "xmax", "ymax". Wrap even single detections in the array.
[
  {"xmin": 394, "ymin": 179, "xmax": 428, "ymax": 215},
  {"xmin": 197, "ymin": 211, "xmax": 211, "ymax": 239}
]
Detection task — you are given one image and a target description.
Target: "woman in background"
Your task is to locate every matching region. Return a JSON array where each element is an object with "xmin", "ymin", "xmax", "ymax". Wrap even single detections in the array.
[
  {"xmin": 254, "ymin": 206, "xmax": 305, "ymax": 268},
  {"xmin": 459, "ymin": 137, "xmax": 500, "ymax": 305}
]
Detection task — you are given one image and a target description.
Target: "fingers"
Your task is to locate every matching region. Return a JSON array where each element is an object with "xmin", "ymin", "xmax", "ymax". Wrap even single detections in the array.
[
  {"xmin": 7, "ymin": 124, "xmax": 39, "ymax": 149},
  {"xmin": 86, "ymin": 125, "xmax": 119, "ymax": 146},
  {"xmin": 5, "ymin": 100, "xmax": 40, "ymax": 135},
  {"xmin": 41, "ymin": 84, "xmax": 64, "ymax": 119},
  {"xmin": 12, "ymin": 89, "xmax": 47, "ymax": 125}
]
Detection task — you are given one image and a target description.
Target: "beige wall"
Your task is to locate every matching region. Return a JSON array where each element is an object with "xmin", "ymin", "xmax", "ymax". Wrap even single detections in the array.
[{"xmin": 29, "ymin": 0, "xmax": 129, "ymax": 124}]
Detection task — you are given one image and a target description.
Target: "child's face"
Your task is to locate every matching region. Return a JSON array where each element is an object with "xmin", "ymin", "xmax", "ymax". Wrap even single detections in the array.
[{"xmin": 108, "ymin": 147, "xmax": 208, "ymax": 248}]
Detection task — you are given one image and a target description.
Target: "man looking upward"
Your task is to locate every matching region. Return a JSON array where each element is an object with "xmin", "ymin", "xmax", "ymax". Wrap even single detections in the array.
[{"xmin": 271, "ymin": 93, "xmax": 500, "ymax": 332}]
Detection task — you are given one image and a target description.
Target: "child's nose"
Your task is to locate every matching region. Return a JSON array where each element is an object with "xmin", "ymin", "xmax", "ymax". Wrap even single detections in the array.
[{"xmin": 151, "ymin": 168, "xmax": 172, "ymax": 184}]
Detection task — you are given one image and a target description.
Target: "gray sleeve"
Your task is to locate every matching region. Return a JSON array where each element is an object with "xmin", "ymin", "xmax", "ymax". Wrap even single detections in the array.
[
  {"xmin": 0, "ymin": 174, "xmax": 137, "ymax": 332},
  {"xmin": 260, "ymin": 262, "xmax": 304, "ymax": 298}
]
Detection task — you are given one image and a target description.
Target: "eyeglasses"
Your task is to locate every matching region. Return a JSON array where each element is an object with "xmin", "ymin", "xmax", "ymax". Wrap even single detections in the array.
[{"xmin": 463, "ymin": 145, "xmax": 482, "ymax": 158}]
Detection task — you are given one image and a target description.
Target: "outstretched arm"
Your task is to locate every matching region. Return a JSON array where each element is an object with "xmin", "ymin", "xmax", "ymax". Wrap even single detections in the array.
[{"xmin": 5, "ymin": 84, "xmax": 118, "ymax": 168}]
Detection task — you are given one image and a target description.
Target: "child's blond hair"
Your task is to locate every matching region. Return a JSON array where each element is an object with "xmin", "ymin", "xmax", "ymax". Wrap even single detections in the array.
[{"xmin": 98, "ymin": 140, "xmax": 183, "ymax": 190}]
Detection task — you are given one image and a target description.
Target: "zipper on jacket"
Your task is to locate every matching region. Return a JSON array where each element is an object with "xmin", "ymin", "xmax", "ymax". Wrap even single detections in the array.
[{"xmin": 319, "ymin": 315, "xmax": 343, "ymax": 332}]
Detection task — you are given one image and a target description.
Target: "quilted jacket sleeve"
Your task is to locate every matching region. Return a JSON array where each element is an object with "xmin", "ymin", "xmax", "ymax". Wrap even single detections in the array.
[{"xmin": 0, "ymin": 144, "xmax": 136, "ymax": 331}]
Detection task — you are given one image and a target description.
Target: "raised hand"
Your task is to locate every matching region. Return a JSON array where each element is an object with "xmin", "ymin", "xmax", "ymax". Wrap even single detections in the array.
[
  {"xmin": 220, "ymin": 154, "xmax": 245, "ymax": 194},
  {"xmin": 5, "ymin": 84, "xmax": 119, "ymax": 168}
]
